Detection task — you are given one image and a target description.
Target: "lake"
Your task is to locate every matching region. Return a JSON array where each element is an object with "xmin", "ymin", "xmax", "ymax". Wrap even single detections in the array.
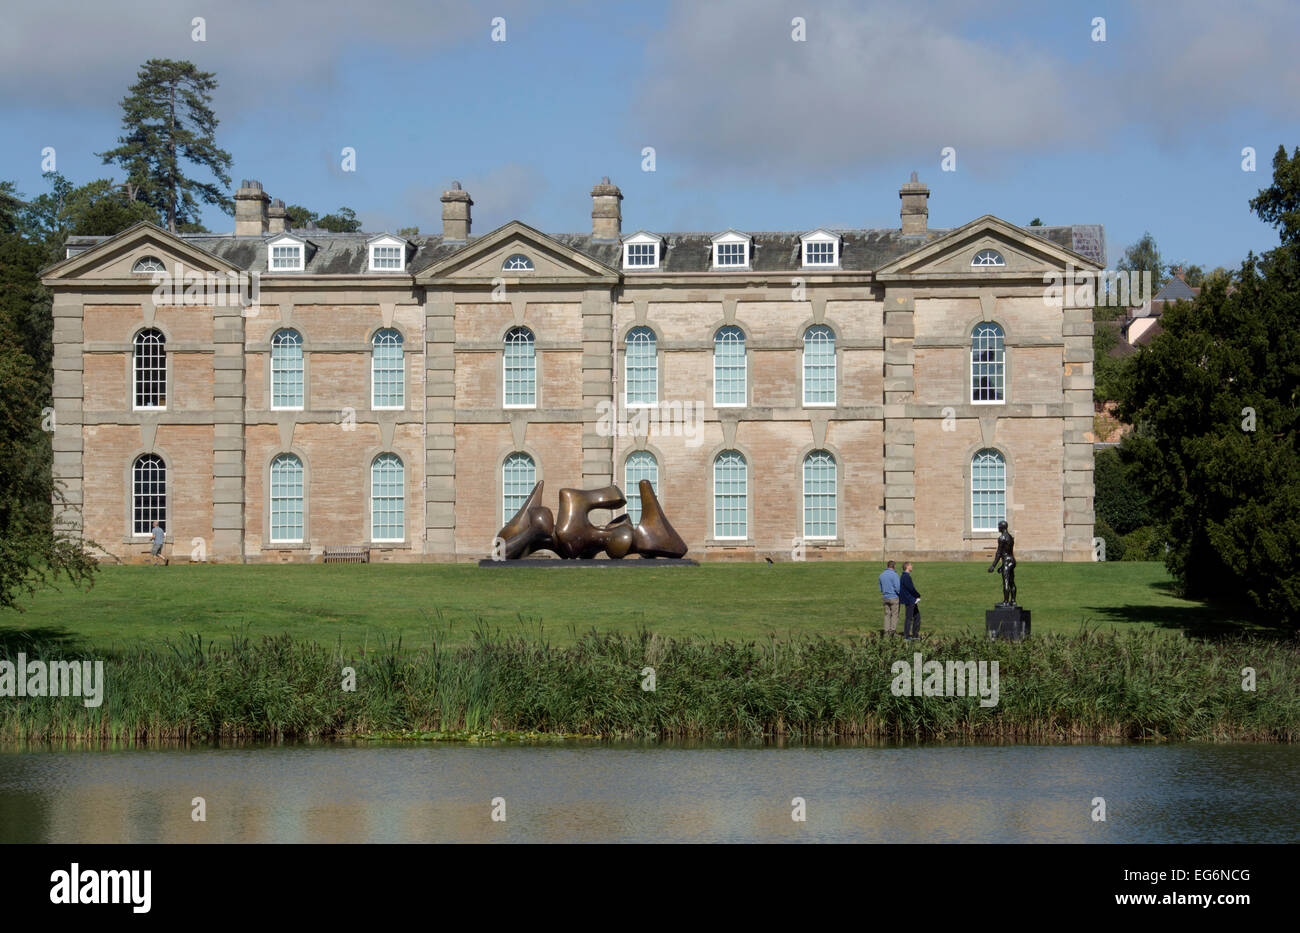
[{"xmin": 2, "ymin": 742, "xmax": 1297, "ymax": 843}]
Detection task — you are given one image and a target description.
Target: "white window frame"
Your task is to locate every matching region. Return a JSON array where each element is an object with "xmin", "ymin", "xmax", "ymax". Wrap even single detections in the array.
[
  {"xmin": 132, "ymin": 328, "xmax": 167, "ymax": 411},
  {"xmin": 270, "ymin": 329, "xmax": 305, "ymax": 411},
  {"xmin": 624, "ymin": 326, "xmax": 658, "ymax": 408},
  {"xmin": 713, "ymin": 325, "xmax": 747, "ymax": 408},
  {"xmin": 268, "ymin": 235, "xmax": 305, "ymax": 272},
  {"xmin": 622, "ymin": 232, "xmax": 662, "ymax": 271},
  {"xmin": 503, "ymin": 254, "xmax": 534, "ymax": 272},
  {"xmin": 972, "ymin": 249, "xmax": 1005, "ymax": 267},
  {"xmin": 712, "ymin": 450, "xmax": 748, "ymax": 540},
  {"xmin": 370, "ymin": 453, "xmax": 405, "ymax": 543},
  {"xmin": 971, "ymin": 449, "xmax": 1007, "ymax": 532},
  {"xmin": 131, "ymin": 453, "xmax": 167, "ymax": 537},
  {"xmin": 970, "ymin": 322, "xmax": 1006, "ymax": 405},
  {"xmin": 502, "ymin": 452, "xmax": 537, "ymax": 526},
  {"xmin": 623, "ymin": 451, "xmax": 659, "ymax": 526},
  {"xmin": 368, "ymin": 235, "xmax": 407, "ymax": 273},
  {"xmin": 132, "ymin": 256, "xmax": 166, "ymax": 275},
  {"xmin": 269, "ymin": 453, "xmax": 305, "ymax": 544},
  {"xmin": 802, "ymin": 450, "xmax": 837, "ymax": 540},
  {"xmin": 801, "ymin": 324, "xmax": 837, "ymax": 407},
  {"xmin": 800, "ymin": 230, "xmax": 840, "ymax": 268},
  {"xmin": 371, "ymin": 329, "xmax": 405, "ymax": 410},
  {"xmin": 711, "ymin": 231, "xmax": 751, "ymax": 270},
  {"xmin": 503, "ymin": 326, "xmax": 537, "ymax": 409}
]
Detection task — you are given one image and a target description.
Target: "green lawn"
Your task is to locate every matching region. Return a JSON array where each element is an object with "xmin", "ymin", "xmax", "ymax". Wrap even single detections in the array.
[{"xmin": 0, "ymin": 560, "xmax": 1256, "ymax": 654}]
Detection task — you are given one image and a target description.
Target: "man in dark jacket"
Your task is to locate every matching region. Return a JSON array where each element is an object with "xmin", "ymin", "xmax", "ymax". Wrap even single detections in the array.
[{"xmin": 900, "ymin": 562, "xmax": 921, "ymax": 640}]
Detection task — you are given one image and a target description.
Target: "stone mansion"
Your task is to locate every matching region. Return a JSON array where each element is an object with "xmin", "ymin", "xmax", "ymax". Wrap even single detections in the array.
[{"xmin": 43, "ymin": 175, "xmax": 1102, "ymax": 563}]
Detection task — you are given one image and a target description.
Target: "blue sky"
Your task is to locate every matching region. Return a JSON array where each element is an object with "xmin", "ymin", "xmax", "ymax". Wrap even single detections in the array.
[{"xmin": 2, "ymin": 0, "xmax": 1296, "ymax": 269}]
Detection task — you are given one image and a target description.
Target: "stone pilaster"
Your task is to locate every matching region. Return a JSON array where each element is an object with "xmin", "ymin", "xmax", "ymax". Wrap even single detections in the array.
[
  {"xmin": 883, "ymin": 287, "xmax": 915, "ymax": 552},
  {"xmin": 581, "ymin": 288, "xmax": 614, "ymax": 488},
  {"xmin": 51, "ymin": 293, "xmax": 84, "ymax": 539},
  {"xmin": 1061, "ymin": 303, "xmax": 1096, "ymax": 558},
  {"xmin": 211, "ymin": 300, "xmax": 247, "ymax": 561},
  {"xmin": 424, "ymin": 292, "xmax": 457, "ymax": 557}
]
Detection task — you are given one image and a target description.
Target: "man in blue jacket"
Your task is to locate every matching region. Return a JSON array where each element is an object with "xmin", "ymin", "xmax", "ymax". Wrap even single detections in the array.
[
  {"xmin": 900, "ymin": 562, "xmax": 922, "ymax": 640},
  {"xmin": 878, "ymin": 560, "xmax": 901, "ymax": 636}
]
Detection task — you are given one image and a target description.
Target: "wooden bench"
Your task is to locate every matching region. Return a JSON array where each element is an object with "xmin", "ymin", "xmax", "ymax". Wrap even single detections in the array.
[{"xmin": 323, "ymin": 545, "xmax": 370, "ymax": 564}]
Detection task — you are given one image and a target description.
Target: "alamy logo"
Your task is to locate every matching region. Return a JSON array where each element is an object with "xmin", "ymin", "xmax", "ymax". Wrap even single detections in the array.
[
  {"xmin": 150, "ymin": 261, "xmax": 261, "ymax": 312},
  {"xmin": 594, "ymin": 399, "xmax": 704, "ymax": 447},
  {"xmin": 0, "ymin": 654, "xmax": 104, "ymax": 707},
  {"xmin": 890, "ymin": 652, "xmax": 1000, "ymax": 708},
  {"xmin": 49, "ymin": 863, "xmax": 151, "ymax": 913}
]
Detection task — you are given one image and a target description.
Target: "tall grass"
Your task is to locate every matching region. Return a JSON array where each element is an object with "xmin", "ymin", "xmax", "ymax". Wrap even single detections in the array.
[{"xmin": 2, "ymin": 627, "xmax": 1296, "ymax": 743}]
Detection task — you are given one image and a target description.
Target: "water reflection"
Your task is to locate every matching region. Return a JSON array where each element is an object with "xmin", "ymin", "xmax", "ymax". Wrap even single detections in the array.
[{"xmin": 1, "ymin": 743, "xmax": 1297, "ymax": 843}]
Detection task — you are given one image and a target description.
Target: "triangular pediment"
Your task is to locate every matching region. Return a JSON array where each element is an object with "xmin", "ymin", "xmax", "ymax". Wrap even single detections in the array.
[
  {"xmin": 41, "ymin": 221, "xmax": 239, "ymax": 283},
  {"xmin": 876, "ymin": 215, "xmax": 1101, "ymax": 277},
  {"xmin": 415, "ymin": 221, "xmax": 618, "ymax": 283}
]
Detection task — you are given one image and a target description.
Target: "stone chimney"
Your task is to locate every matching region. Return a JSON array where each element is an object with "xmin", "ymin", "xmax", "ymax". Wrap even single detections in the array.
[
  {"xmin": 234, "ymin": 179, "xmax": 270, "ymax": 236},
  {"xmin": 440, "ymin": 181, "xmax": 472, "ymax": 241},
  {"xmin": 899, "ymin": 171, "xmax": 930, "ymax": 235},
  {"xmin": 591, "ymin": 176, "xmax": 623, "ymax": 241},
  {"xmin": 267, "ymin": 198, "xmax": 289, "ymax": 234}
]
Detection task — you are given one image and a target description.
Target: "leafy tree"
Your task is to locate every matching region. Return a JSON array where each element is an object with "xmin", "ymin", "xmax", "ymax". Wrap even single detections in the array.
[
  {"xmin": 283, "ymin": 205, "xmax": 363, "ymax": 232},
  {"xmin": 0, "ymin": 231, "xmax": 97, "ymax": 608},
  {"xmin": 1249, "ymin": 144, "xmax": 1300, "ymax": 245},
  {"xmin": 396, "ymin": 226, "xmax": 420, "ymax": 238},
  {"xmin": 99, "ymin": 59, "xmax": 233, "ymax": 233},
  {"xmin": 16, "ymin": 173, "xmax": 160, "ymax": 263},
  {"xmin": 1117, "ymin": 232, "xmax": 1165, "ymax": 296},
  {"xmin": 1118, "ymin": 154, "xmax": 1300, "ymax": 626},
  {"xmin": 0, "ymin": 181, "xmax": 23, "ymax": 235},
  {"xmin": 1164, "ymin": 263, "xmax": 1205, "ymax": 287},
  {"xmin": 1028, "ymin": 217, "xmax": 1043, "ymax": 226},
  {"xmin": 1094, "ymin": 447, "xmax": 1149, "ymax": 533}
]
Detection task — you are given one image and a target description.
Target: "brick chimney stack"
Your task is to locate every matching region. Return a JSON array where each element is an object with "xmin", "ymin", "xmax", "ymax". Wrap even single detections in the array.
[
  {"xmin": 267, "ymin": 198, "xmax": 289, "ymax": 234},
  {"xmin": 899, "ymin": 171, "xmax": 930, "ymax": 235},
  {"xmin": 234, "ymin": 179, "xmax": 270, "ymax": 236},
  {"xmin": 441, "ymin": 181, "xmax": 472, "ymax": 242},
  {"xmin": 591, "ymin": 176, "xmax": 623, "ymax": 241}
]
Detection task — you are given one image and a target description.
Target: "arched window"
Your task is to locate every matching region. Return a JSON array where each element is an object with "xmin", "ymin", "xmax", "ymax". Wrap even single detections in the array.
[
  {"xmin": 972, "ymin": 249, "xmax": 1005, "ymax": 267},
  {"xmin": 624, "ymin": 451, "xmax": 659, "ymax": 525},
  {"xmin": 371, "ymin": 453, "xmax": 405, "ymax": 542},
  {"xmin": 132, "ymin": 454, "xmax": 166, "ymax": 536},
  {"xmin": 971, "ymin": 322, "xmax": 1005, "ymax": 403},
  {"xmin": 133, "ymin": 328, "xmax": 166, "ymax": 409},
  {"xmin": 713, "ymin": 450, "xmax": 747, "ymax": 539},
  {"xmin": 971, "ymin": 449, "xmax": 1006, "ymax": 532},
  {"xmin": 502, "ymin": 452, "xmax": 537, "ymax": 524},
  {"xmin": 271, "ymin": 329, "xmax": 304, "ymax": 409},
  {"xmin": 503, "ymin": 327, "xmax": 536, "ymax": 407},
  {"xmin": 803, "ymin": 450, "xmax": 837, "ymax": 539},
  {"xmin": 132, "ymin": 256, "xmax": 165, "ymax": 274},
  {"xmin": 713, "ymin": 325, "xmax": 746, "ymax": 406},
  {"xmin": 503, "ymin": 254, "xmax": 534, "ymax": 271},
  {"xmin": 371, "ymin": 329, "xmax": 404, "ymax": 409},
  {"xmin": 269, "ymin": 454, "xmax": 305, "ymax": 543},
  {"xmin": 802, "ymin": 324, "xmax": 836, "ymax": 406},
  {"xmin": 625, "ymin": 326, "xmax": 657, "ymax": 406}
]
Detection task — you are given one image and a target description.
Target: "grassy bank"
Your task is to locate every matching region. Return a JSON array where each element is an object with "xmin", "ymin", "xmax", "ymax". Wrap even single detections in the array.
[
  {"xmin": 2, "ymin": 628, "xmax": 1296, "ymax": 743},
  {"xmin": 0, "ymin": 560, "xmax": 1260, "ymax": 652}
]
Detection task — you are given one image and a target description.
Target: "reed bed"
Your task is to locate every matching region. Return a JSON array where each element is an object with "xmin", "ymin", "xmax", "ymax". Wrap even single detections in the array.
[{"xmin": 2, "ymin": 627, "xmax": 1296, "ymax": 744}]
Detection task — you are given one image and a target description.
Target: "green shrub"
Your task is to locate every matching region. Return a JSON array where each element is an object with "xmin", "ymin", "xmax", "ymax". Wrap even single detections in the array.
[
  {"xmin": 1121, "ymin": 525, "xmax": 1164, "ymax": 561},
  {"xmin": 1095, "ymin": 447, "xmax": 1150, "ymax": 534},
  {"xmin": 1094, "ymin": 518, "xmax": 1125, "ymax": 561}
]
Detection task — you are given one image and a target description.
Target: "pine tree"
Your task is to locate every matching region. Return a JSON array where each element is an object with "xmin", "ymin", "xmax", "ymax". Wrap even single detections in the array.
[{"xmin": 98, "ymin": 59, "xmax": 233, "ymax": 233}]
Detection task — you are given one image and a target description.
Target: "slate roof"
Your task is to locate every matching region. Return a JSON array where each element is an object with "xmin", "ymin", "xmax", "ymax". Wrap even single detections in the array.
[{"xmin": 62, "ymin": 222, "xmax": 1105, "ymax": 276}]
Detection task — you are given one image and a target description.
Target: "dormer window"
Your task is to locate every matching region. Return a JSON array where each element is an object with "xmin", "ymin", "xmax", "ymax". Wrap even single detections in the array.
[
  {"xmin": 503, "ymin": 254, "xmax": 534, "ymax": 272},
  {"xmin": 268, "ymin": 235, "xmax": 306, "ymax": 272},
  {"xmin": 132, "ymin": 256, "xmax": 166, "ymax": 274},
  {"xmin": 972, "ymin": 249, "xmax": 1005, "ymax": 267},
  {"xmin": 368, "ymin": 235, "xmax": 407, "ymax": 272},
  {"xmin": 712, "ymin": 231, "xmax": 751, "ymax": 270},
  {"xmin": 622, "ymin": 232, "xmax": 662, "ymax": 270},
  {"xmin": 800, "ymin": 230, "xmax": 840, "ymax": 268}
]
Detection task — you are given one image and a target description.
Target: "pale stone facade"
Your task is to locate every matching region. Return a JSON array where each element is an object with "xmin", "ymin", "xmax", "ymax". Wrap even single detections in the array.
[{"xmin": 44, "ymin": 176, "xmax": 1101, "ymax": 563}]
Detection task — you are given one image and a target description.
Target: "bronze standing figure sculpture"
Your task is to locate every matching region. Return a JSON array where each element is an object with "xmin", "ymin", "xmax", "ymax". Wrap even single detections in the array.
[
  {"xmin": 493, "ymin": 479, "xmax": 687, "ymax": 560},
  {"xmin": 987, "ymin": 519, "xmax": 1017, "ymax": 606}
]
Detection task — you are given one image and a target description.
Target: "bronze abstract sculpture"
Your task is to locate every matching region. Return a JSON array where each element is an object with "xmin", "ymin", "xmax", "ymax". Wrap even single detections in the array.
[
  {"xmin": 987, "ymin": 519, "xmax": 1017, "ymax": 605},
  {"xmin": 493, "ymin": 480, "xmax": 687, "ymax": 560}
]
